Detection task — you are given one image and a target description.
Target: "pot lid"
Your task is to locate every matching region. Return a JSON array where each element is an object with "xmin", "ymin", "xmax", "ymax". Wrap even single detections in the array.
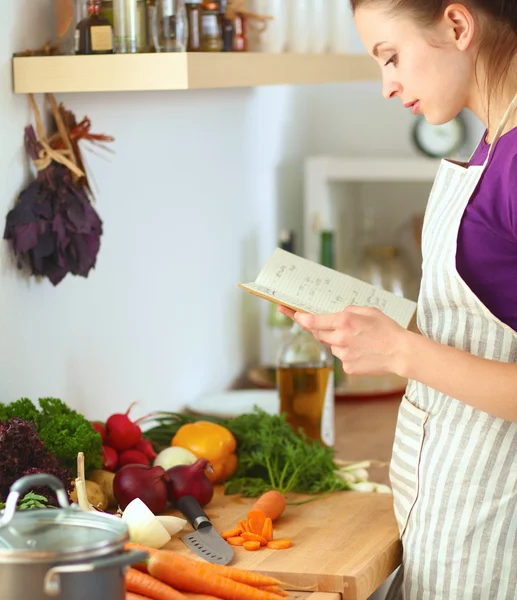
[{"xmin": 0, "ymin": 474, "xmax": 128, "ymax": 563}]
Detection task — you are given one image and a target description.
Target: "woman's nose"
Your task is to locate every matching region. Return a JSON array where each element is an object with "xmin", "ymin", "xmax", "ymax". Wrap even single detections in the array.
[{"xmin": 382, "ymin": 79, "xmax": 402, "ymax": 100}]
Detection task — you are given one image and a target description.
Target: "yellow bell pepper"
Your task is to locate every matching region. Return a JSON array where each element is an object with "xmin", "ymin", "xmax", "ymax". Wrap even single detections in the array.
[{"xmin": 171, "ymin": 421, "xmax": 238, "ymax": 484}]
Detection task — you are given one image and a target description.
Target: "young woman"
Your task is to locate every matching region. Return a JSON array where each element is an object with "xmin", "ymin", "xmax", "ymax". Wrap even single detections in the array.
[{"xmin": 279, "ymin": 2, "xmax": 517, "ymax": 598}]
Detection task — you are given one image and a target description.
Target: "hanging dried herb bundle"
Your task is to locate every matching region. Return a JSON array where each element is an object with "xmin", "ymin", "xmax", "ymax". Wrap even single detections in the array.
[{"xmin": 3, "ymin": 95, "xmax": 109, "ymax": 286}]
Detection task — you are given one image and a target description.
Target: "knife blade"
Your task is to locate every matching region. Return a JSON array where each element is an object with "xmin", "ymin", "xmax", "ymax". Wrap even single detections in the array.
[{"xmin": 177, "ymin": 496, "xmax": 234, "ymax": 565}]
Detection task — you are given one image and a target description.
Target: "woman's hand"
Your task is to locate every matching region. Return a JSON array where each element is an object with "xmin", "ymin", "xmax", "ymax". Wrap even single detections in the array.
[{"xmin": 277, "ymin": 305, "xmax": 409, "ymax": 376}]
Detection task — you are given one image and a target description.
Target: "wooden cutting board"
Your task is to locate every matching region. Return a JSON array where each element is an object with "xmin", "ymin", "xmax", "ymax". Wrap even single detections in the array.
[{"xmin": 164, "ymin": 488, "xmax": 402, "ymax": 600}]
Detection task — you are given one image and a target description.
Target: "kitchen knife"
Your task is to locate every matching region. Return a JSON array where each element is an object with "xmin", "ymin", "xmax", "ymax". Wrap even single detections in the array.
[{"xmin": 177, "ymin": 496, "xmax": 234, "ymax": 565}]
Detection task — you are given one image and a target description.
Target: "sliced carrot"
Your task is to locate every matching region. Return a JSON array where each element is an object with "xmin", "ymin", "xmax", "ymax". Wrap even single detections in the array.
[
  {"xmin": 248, "ymin": 491, "xmax": 286, "ymax": 522},
  {"xmin": 237, "ymin": 520, "xmax": 248, "ymax": 532},
  {"xmin": 261, "ymin": 518, "xmax": 273, "ymax": 542},
  {"xmin": 241, "ymin": 532, "xmax": 268, "ymax": 546},
  {"xmin": 126, "ymin": 567, "xmax": 186, "ymax": 600},
  {"xmin": 243, "ymin": 540, "xmax": 261, "ymax": 551},
  {"xmin": 248, "ymin": 512, "xmax": 266, "ymax": 535},
  {"xmin": 221, "ymin": 527, "xmax": 242, "ymax": 539},
  {"xmin": 267, "ymin": 539, "xmax": 292, "ymax": 550},
  {"xmin": 227, "ymin": 536, "xmax": 245, "ymax": 546},
  {"xmin": 148, "ymin": 551, "xmax": 286, "ymax": 599},
  {"xmin": 127, "ymin": 593, "xmax": 153, "ymax": 600}
]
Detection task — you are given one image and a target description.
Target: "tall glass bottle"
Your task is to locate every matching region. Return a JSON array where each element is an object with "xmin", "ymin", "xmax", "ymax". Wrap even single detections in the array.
[
  {"xmin": 113, "ymin": 0, "xmax": 138, "ymax": 52},
  {"xmin": 75, "ymin": 0, "xmax": 114, "ymax": 54},
  {"xmin": 277, "ymin": 325, "xmax": 335, "ymax": 446},
  {"xmin": 319, "ymin": 229, "xmax": 343, "ymax": 389}
]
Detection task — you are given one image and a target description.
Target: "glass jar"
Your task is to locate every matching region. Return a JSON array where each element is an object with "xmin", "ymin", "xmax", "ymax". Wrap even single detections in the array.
[
  {"xmin": 101, "ymin": 0, "xmax": 148, "ymax": 51},
  {"xmin": 277, "ymin": 325, "xmax": 335, "ymax": 446},
  {"xmin": 233, "ymin": 13, "xmax": 246, "ymax": 51},
  {"xmin": 201, "ymin": 1, "xmax": 222, "ymax": 51},
  {"xmin": 186, "ymin": 0, "xmax": 203, "ymax": 51},
  {"xmin": 153, "ymin": 0, "xmax": 188, "ymax": 51}
]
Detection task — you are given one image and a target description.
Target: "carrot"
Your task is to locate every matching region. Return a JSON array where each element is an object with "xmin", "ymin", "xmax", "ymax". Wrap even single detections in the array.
[
  {"xmin": 259, "ymin": 587, "xmax": 289, "ymax": 597},
  {"xmin": 237, "ymin": 520, "xmax": 248, "ymax": 532},
  {"xmin": 126, "ymin": 542, "xmax": 159, "ymax": 557},
  {"xmin": 248, "ymin": 491, "xmax": 286, "ymax": 522},
  {"xmin": 243, "ymin": 540, "xmax": 261, "ymax": 551},
  {"xmin": 266, "ymin": 539, "xmax": 292, "ymax": 550},
  {"xmin": 126, "ymin": 568, "xmax": 187, "ymax": 600},
  {"xmin": 247, "ymin": 512, "xmax": 266, "ymax": 535},
  {"xmin": 261, "ymin": 518, "xmax": 273, "ymax": 542},
  {"xmin": 182, "ymin": 595, "xmax": 225, "ymax": 600},
  {"xmin": 241, "ymin": 532, "xmax": 267, "ymax": 546},
  {"xmin": 221, "ymin": 527, "xmax": 242, "ymax": 539},
  {"xmin": 227, "ymin": 536, "xmax": 245, "ymax": 546},
  {"xmin": 127, "ymin": 594, "xmax": 153, "ymax": 600},
  {"xmin": 148, "ymin": 551, "xmax": 287, "ymax": 600}
]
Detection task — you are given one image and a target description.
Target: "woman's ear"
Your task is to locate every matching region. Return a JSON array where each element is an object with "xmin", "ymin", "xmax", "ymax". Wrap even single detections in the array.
[{"xmin": 444, "ymin": 3, "xmax": 476, "ymax": 51}]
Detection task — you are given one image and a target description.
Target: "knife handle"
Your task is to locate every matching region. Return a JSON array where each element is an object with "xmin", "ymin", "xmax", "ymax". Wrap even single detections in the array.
[{"xmin": 176, "ymin": 496, "xmax": 211, "ymax": 530}]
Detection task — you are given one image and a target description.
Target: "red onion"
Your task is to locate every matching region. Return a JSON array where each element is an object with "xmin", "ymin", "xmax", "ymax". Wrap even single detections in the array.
[
  {"xmin": 165, "ymin": 458, "xmax": 214, "ymax": 507},
  {"xmin": 113, "ymin": 464, "xmax": 168, "ymax": 514}
]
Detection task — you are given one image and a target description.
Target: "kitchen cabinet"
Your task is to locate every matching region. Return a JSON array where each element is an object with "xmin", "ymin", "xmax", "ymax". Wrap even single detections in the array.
[
  {"xmin": 12, "ymin": 53, "xmax": 380, "ymax": 94},
  {"xmin": 167, "ymin": 397, "xmax": 402, "ymax": 600}
]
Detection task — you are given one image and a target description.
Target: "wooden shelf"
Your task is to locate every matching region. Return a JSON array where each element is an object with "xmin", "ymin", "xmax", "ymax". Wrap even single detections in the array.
[{"xmin": 12, "ymin": 52, "xmax": 380, "ymax": 94}]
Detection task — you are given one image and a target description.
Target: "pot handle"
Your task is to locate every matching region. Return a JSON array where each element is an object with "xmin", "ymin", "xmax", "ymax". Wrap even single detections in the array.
[
  {"xmin": 0, "ymin": 474, "xmax": 70, "ymax": 528},
  {"xmin": 43, "ymin": 550, "xmax": 148, "ymax": 597}
]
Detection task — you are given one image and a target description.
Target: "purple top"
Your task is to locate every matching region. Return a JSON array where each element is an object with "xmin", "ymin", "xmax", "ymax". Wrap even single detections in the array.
[{"xmin": 456, "ymin": 128, "xmax": 517, "ymax": 331}]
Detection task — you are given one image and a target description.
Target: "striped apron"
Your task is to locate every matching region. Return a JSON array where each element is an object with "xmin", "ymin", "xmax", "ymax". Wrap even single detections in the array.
[{"xmin": 386, "ymin": 95, "xmax": 517, "ymax": 600}]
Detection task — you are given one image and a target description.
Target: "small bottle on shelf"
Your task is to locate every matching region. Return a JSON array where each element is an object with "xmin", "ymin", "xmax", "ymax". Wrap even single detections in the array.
[
  {"xmin": 75, "ymin": 0, "xmax": 114, "ymax": 55},
  {"xmin": 277, "ymin": 324, "xmax": 335, "ymax": 447},
  {"xmin": 220, "ymin": 1, "xmax": 234, "ymax": 52},
  {"xmin": 185, "ymin": 0, "xmax": 203, "ymax": 51},
  {"xmin": 154, "ymin": 0, "xmax": 188, "ymax": 52},
  {"xmin": 201, "ymin": 1, "xmax": 222, "ymax": 51},
  {"xmin": 232, "ymin": 13, "xmax": 246, "ymax": 51}
]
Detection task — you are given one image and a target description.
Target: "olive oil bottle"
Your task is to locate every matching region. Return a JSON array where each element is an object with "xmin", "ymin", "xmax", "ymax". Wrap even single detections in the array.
[{"xmin": 277, "ymin": 324, "xmax": 335, "ymax": 446}]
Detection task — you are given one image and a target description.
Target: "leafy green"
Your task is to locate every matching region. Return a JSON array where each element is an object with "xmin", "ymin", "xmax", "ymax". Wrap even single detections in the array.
[
  {"xmin": 143, "ymin": 409, "xmax": 349, "ymax": 498},
  {"xmin": 0, "ymin": 397, "xmax": 102, "ymax": 476},
  {"xmin": 0, "ymin": 492, "xmax": 53, "ymax": 512}
]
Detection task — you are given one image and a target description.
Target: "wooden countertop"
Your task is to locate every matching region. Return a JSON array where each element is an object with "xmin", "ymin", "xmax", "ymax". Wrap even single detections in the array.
[{"xmin": 171, "ymin": 397, "xmax": 403, "ymax": 600}]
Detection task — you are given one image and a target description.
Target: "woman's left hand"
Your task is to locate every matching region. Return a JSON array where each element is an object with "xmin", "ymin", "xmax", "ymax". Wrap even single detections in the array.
[{"xmin": 278, "ymin": 305, "xmax": 409, "ymax": 376}]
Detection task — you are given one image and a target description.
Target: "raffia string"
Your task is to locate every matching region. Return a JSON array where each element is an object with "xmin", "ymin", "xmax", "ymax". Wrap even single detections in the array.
[{"xmin": 28, "ymin": 94, "xmax": 84, "ymax": 178}]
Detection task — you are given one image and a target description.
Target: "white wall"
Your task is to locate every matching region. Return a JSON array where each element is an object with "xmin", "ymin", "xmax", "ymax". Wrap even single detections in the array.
[
  {"xmin": 0, "ymin": 2, "xmax": 484, "ymax": 422},
  {"xmin": 0, "ymin": 1, "xmax": 311, "ymax": 420}
]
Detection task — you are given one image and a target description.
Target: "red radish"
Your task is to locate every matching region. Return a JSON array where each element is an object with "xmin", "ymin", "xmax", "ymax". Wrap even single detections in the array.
[
  {"xmin": 105, "ymin": 404, "xmax": 142, "ymax": 451},
  {"xmin": 133, "ymin": 438, "xmax": 157, "ymax": 461},
  {"xmin": 102, "ymin": 445, "xmax": 119, "ymax": 472},
  {"xmin": 119, "ymin": 449, "xmax": 149, "ymax": 467},
  {"xmin": 92, "ymin": 422, "xmax": 107, "ymax": 443},
  {"xmin": 113, "ymin": 465, "xmax": 168, "ymax": 513},
  {"xmin": 165, "ymin": 458, "xmax": 214, "ymax": 507}
]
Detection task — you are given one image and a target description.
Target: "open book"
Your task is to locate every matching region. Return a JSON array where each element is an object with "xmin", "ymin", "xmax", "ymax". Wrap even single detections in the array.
[{"xmin": 239, "ymin": 248, "xmax": 417, "ymax": 329}]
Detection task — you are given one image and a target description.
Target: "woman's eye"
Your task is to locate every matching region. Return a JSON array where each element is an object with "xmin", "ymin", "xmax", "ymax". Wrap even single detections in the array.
[{"xmin": 384, "ymin": 54, "xmax": 398, "ymax": 67}]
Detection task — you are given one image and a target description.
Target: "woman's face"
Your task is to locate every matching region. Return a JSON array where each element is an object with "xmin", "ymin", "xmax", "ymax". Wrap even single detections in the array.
[{"xmin": 354, "ymin": 5, "xmax": 476, "ymax": 125}]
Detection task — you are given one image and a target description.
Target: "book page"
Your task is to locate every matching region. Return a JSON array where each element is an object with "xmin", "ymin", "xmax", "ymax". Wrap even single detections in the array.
[{"xmin": 241, "ymin": 248, "xmax": 416, "ymax": 329}]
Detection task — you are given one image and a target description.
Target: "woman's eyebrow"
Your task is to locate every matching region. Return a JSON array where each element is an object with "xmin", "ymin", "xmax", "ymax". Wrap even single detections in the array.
[{"xmin": 372, "ymin": 41, "xmax": 388, "ymax": 56}]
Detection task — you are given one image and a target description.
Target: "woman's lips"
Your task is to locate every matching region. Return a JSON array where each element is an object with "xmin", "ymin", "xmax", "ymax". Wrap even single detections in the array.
[{"xmin": 404, "ymin": 100, "xmax": 421, "ymax": 114}]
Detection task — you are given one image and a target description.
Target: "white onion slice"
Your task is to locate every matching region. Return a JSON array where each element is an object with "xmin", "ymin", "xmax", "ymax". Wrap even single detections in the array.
[{"xmin": 122, "ymin": 498, "xmax": 171, "ymax": 548}]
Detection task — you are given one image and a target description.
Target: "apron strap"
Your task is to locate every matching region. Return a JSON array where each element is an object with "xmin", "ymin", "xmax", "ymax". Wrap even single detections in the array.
[{"xmin": 485, "ymin": 92, "xmax": 517, "ymax": 164}]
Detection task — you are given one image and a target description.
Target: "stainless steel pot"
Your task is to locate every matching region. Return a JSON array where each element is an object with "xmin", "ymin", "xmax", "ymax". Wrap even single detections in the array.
[{"xmin": 0, "ymin": 474, "xmax": 147, "ymax": 600}]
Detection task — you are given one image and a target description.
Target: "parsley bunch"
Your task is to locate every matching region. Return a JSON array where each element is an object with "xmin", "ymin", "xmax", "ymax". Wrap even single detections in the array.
[{"xmin": 143, "ymin": 409, "xmax": 349, "ymax": 498}]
